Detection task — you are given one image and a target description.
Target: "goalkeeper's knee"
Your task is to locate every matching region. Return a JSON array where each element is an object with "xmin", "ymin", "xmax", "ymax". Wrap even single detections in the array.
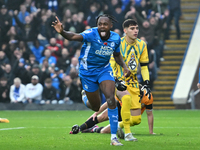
[{"xmin": 130, "ymin": 115, "xmax": 141, "ymax": 126}]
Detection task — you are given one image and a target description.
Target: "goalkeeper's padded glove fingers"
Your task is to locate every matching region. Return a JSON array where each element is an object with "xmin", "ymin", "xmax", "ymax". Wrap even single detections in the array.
[
  {"xmin": 115, "ymin": 77, "xmax": 127, "ymax": 91},
  {"xmin": 142, "ymin": 80, "xmax": 151, "ymax": 100}
]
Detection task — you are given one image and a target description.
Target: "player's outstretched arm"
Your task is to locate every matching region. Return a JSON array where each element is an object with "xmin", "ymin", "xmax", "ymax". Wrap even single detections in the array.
[
  {"xmin": 52, "ymin": 16, "xmax": 83, "ymax": 42},
  {"xmin": 113, "ymin": 52, "xmax": 131, "ymax": 77},
  {"xmin": 146, "ymin": 110, "xmax": 155, "ymax": 134}
]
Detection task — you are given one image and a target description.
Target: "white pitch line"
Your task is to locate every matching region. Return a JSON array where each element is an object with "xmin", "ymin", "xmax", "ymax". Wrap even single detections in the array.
[
  {"xmin": 30, "ymin": 126, "xmax": 200, "ymax": 129},
  {"xmin": 0, "ymin": 127, "xmax": 25, "ymax": 131}
]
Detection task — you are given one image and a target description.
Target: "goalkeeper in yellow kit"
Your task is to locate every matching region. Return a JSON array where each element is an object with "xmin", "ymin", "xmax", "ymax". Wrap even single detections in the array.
[{"xmin": 110, "ymin": 19, "xmax": 151, "ymax": 141}]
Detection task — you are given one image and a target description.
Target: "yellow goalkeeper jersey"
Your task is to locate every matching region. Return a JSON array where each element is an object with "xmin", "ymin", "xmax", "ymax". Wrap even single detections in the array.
[{"xmin": 110, "ymin": 37, "xmax": 149, "ymax": 88}]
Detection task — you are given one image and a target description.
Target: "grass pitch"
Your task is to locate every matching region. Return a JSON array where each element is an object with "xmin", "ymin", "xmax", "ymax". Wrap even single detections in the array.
[{"xmin": 0, "ymin": 110, "xmax": 200, "ymax": 150}]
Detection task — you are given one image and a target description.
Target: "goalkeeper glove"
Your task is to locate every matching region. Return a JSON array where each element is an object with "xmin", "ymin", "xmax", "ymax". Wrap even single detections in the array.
[
  {"xmin": 141, "ymin": 80, "xmax": 151, "ymax": 99},
  {"xmin": 114, "ymin": 77, "xmax": 127, "ymax": 91}
]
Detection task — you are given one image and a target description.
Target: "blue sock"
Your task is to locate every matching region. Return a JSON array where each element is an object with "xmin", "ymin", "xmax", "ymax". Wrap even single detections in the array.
[{"xmin": 108, "ymin": 107, "xmax": 118, "ymax": 135}]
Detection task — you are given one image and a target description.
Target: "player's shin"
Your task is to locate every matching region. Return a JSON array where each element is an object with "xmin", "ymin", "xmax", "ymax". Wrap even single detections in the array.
[
  {"xmin": 121, "ymin": 95, "xmax": 131, "ymax": 134},
  {"xmin": 108, "ymin": 107, "xmax": 118, "ymax": 140},
  {"xmin": 80, "ymin": 117, "xmax": 99, "ymax": 132}
]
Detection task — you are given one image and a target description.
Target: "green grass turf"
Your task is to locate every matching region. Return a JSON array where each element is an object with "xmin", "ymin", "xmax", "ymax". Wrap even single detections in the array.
[{"xmin": 0, "ymin": 110, "xmax": 200, "ymax": 150}]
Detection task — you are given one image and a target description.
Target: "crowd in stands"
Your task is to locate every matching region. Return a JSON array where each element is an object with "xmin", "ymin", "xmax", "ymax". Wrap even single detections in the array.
[{"xmin": 0, "ymin": 0, "xmax": 181, "ymax": 104}]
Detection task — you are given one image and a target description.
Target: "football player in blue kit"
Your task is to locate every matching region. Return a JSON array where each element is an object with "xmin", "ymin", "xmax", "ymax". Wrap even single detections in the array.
[{"xmin": 52, "ymin": 14, "xmax": 130, "ymax": 146}]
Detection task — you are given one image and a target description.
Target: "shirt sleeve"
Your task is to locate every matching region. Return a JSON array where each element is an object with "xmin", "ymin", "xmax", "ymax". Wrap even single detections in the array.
[
  {"xmin": 139, "ymin": 42, "xmax": 149, "ymax": 63},
  {"xmin": 80, "ymin": 29, "xmax": 94, "ymax": 43}
]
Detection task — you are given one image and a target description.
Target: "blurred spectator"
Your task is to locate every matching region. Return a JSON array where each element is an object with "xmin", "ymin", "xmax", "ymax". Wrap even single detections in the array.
[
  {"xmin": 17, "ymin": 4, "xmax": 30, "ymax": 24},
  {"xmin": 9, "ymin": 77, "xmax": 26, "ymax": 103},
  {"xmin": 35, "ymin": 0, "xmax": 48, "ymax": 9},
  {"xmin": 86, "ymin": 3, "xmax": 101, "ymax": 27},
  {"xmin": 37, "ymin": 13, "xmax": 52, "ymax": 47},
  {"xmin": 10, "ymin": 47, "xmax": 23, "ymax": 66},
  {"xmin": 51, "ymin": 67, "xmax": 64, "ymax": 92},
  {"xmin": 30, "ymin": 39, "xmax": 44, "ymax": 62},
  {"xmin": 0, "ymin": 5, "xmax": 12, "ymax": 43},
  {"xmin": 26, "ymin": 54, "xmax": 39, "ymax": 68},
  {"xmin": 59, "ymin": 75, "xmax": 81, "ymax": 104},
  {"xmin": 2, "ymin": 43, "xmax": 17, "ymax": 62},
  {"xmin": 74, "ymin": 49, "xmax": 80, "ymax": 58},
  {"xmin": 40, "ymin": 59, "xmax": 51, "ymax": 74},
  {"xmin": 40, "ymin": 49, "xmax": 56, "ymax": 66},
  {"xmin": 45, "ymin": 37, "xmax": 62, "ymax": 59},
  {"xmin": 13, "ymin": 9, "xmax": 39, "ymax": 44},
  {"xmin": 151, "ymin": 0, "xmax": 168, "ymax": 14},
  {"xmin": 3, "ymin": 63, "xmax": 14, "ymax": 86},
  {"xmin": 62, "ymin": 9, "xmax": 72, "ymax": 25},
  {"xmin": 23, "ymin": 0, "xmax": 37, "ymax": 13},
  {"xmin": 25, "ymin": 75, "xmax": 43, "ymax": 104},
  {"xmin": 135, "ymin": 0, "xmax": 149, "ymax": 19},
  {"xmin": 66, "ymin": 57, "xmax": 79, "ymax": 75},
  {"xmin": 6, "ymin": 26, "xmax": 19, "ymax": 43},
  {"xmin": 138, "ymin": 18, "xmax": 158, "ymax": 50},
  {"xmin": 18, "ymin": 40, "xmax": 32, "ymax": 60},
  {"xmin": 63, "ymin": 39, "xmax": 80, "ymax": 57},
  {"xmin": 56, "ymin": 48, "xmax": 71, "ymax": 73},
  {"xmin": 69, "ymin": 13, "xmax": 85, "ymax": 33},
  {"xmin": 60, "ymin": 0, "xmax": 78, "ymax": 14},
  {"xmin": 110, "ymin": 3, "xmax": 129, "ymax": 32},
  {"xmin": 6, "ymin": 0, "xmax": 24, "ymax": 11},
  {"xmin": 152, "ymin": 11, "xmax": 168, "ymax": 67},
  {"xmin": 56, "ymin": 34, "xmax": 64, "ymax": 48},
  {"xmin": 164, "ymin": 0, "xmax": 181, "ymax": 39},
  {"xmin": 27, "ymin": 64, "xmax": 50, "ymax": 85},
  {"xmin": 125, "ymin": 6, "xmax": 137, "ymax": 21},
  {"xmin": 114, "ymin": 28, "xmax": 122, "ymax": 37},
  {"xmin": 0, "ymin": 77, "xmax": 10, "ymax": 103},
  {"xmin": 13, "ymin": 58, "xmax": 29, "ymax": 85},
  {"xmin": 41, "ymin": 78, "xmax": 57, "ymax": 104},
  {"xmin": 0, "ymin": 51, "xmax": 9, "ymax": 66}
]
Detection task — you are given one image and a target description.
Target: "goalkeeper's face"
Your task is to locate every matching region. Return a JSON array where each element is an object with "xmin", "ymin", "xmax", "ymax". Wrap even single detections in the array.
[{"xmin": 124, "ymin": 25, "xmax": 139, "ymax": 41}]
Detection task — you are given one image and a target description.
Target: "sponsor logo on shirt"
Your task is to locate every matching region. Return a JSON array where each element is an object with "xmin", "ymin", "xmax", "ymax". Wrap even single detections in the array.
[{"xmin": 95, "ymin": 46, "xmax": 113, "ymax": 56}]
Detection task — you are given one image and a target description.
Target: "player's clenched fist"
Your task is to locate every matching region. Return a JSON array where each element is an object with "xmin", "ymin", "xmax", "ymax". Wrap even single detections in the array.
[{"xmin": 51, "ymin": 16, "xmax": 63, "ymax": 34}]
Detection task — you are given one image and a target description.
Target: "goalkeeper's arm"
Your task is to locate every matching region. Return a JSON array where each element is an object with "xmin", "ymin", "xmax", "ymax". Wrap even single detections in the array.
[
  {"xmin": 140, "ymin": 63, "xmax": 149, "ymax": 81},
  {"xmin": 140, "ymin": 63, "xmax": 151, "ymax": 99}
]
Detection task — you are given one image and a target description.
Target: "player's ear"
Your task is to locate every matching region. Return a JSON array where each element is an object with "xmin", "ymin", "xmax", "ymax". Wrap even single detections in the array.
[{"xmin": 123, "ymin": 28, "xmax": 127, "ymax": 34}]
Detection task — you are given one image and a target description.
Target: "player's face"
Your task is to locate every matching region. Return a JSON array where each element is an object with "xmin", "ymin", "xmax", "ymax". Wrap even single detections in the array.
[
  {"xmin": 124, "ymin": 25, "xmax": 139, "ymax": 41},
  {"xmin": 97, "ymin": 17, "xmax": 113, "ymax": 40}
]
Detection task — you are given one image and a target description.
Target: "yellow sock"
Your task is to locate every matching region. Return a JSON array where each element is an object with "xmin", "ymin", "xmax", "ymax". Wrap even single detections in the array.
[
  {"xmin": 121, "ymin": 95, "xmax": 131, "ymax": 134},
  {"xmin": 130, "ymin": 115, "xmax": 141, "ymax": 126}
]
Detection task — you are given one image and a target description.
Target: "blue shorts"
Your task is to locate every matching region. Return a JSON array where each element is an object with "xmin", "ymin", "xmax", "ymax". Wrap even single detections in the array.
[{"xmin": 80, "ymin": 67, "xmax": 114, "ymax": 92}]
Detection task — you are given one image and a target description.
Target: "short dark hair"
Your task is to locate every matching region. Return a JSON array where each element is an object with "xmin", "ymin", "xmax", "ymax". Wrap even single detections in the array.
[
  {"xmin": 45, "ymin": 78, "xmax": 52, "ymax": 83},
  {"xmin": 29, "ymin": 54, "xmax": 35, "ymax": 58},
  {"xmin": 0, "ymin": 77, "xmax": 7, "ymax": 81},
  {"xmin": 96, "ymin": 14, "xmax": 118, "ymax": 25},
  {"xmin": 122, "ymin": 19, "xmax": 138, "ymax": 29}
]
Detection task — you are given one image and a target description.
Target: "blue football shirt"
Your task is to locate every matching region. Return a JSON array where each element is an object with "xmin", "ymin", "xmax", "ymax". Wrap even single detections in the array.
[{"xmin": 79, "ymin": 27, "xmax": 121, "ymax": 76}]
